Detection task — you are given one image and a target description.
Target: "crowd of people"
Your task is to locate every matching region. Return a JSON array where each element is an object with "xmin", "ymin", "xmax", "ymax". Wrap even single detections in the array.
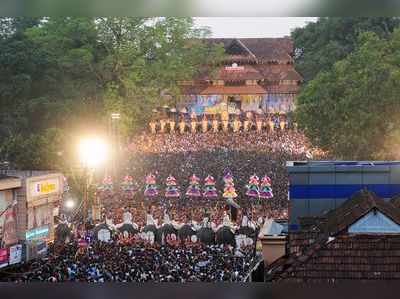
[
  {"xmin": 118, "ymin": 129, "xmax": 327, "ymax": 224},
  {"xmin": 3, "ymin": 239, "xmax": 256, "ymax": 282},
  {"xmin": 2, "ymin": 118, "xmax": 328, "ymax": 283}
]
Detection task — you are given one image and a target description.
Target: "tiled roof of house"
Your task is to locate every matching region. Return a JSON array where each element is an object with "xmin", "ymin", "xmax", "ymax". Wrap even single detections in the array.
[
  {"xmin": 200, "ymin": 84, "xmax": 267, "ymax": 95},
  {"xmin": 200, "ymin": 65, "xmax": 264, "ymax": 81},
  {"xmin": 255, "ymin": 64, "xmax": 303, "ymax": 82},
  {"xmin": 204, "ymin": 38, "xmax": 293, "ymax": 62},
  {"xmin": 263, "ymin": 84, "xmax": 301, "ymax": 93},
  {"xmin": 266, "ymin": 189, "xmax": 400, "ymax": 282},
  {"xmin": 267, "ymin": 234, "xmax": 400, "ymax": 282},
  {"xmin": 390, "ymin": 194, "xmax": 400, "ymax": 209},
  {"xmin": 180, "ymin": 84, "xmax": 209, "ymax": 95},
  {"xmin": 322, "ymin": 189, "xmax": 400, "ymax": 235}
]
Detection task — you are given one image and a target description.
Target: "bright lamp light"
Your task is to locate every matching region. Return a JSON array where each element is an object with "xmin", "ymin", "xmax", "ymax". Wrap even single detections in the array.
[
  {"xmin": 65, "ymin": 199, "xmax": 75, "ymax": 209},
  {"xmin": 78, "ymin": 137, "xmax": 108, "ymax": 167}
]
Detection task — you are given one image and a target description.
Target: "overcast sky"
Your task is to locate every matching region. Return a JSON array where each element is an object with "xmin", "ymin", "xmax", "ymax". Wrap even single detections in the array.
[{"xmin": 194, "ymin": 17, "xmax": 317, "ymax": 38}]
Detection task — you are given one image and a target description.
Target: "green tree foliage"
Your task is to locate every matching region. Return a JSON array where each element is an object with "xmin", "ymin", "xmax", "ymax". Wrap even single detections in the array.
[
  {"xmin": 0, "ymin": 17, "xmax": 224, "ymax": 170},
  {"xmin": 292, "ymin": 17, "xmax": 400, "ymax": 81},
  {"xmin": 296, "ymin": 30, "xmax": 400, "ymax": 159}
]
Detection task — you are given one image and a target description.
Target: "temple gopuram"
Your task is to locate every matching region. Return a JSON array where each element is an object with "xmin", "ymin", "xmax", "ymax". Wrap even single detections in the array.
[{"xmin": 178, "ymin": 37, "xmax": 302, "ymax": 115}]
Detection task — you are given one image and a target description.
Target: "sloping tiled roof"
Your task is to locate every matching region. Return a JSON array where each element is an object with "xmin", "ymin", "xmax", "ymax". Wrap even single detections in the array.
[
  {"xmin": 263, "ymin": 84, "xmax": 300, "ymax": 93},
  {"xmin": 204, "ymin": 38, "xmax": 293, "ymax": 62},
  {"xmin": 322, "ymin": 189, "xmax": 400, "ymax": 235},
  {"xmin": 180, "ymin": 84, "xmax": 208, "ymax": 95},
  {"xmin": 267, "ymin": 234, "xmax": 400, "ymax": 282},
  {"xmin": 266, "ymin": 189, "xmax": 400, "ymax": 282},
  {"xmin": 256, "ymin": 64, "xmax": 303, "ymax": 82},
  {"xmin": 200, "ymin": 85, "xmax": 267, "ymax": 95},
  {"xmin": 199, "ymin": 65, "xmax": 264, "ymax": 81},
  {"xmin": 390, "ymin": 195, "xmax": 400, "ymax": 209}
]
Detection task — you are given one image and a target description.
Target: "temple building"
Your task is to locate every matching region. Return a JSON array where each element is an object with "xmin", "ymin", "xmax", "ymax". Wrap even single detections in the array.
[{"xmin": 179, "ymin": 37, "xmax": 302, "ymax": 115}]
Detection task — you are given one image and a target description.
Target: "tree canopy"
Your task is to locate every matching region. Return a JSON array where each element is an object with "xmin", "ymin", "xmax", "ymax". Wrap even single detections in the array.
[
  {"xmin": 296, "ymin": 29, "xmax": 400, "ymax": 160},
  {"xmin": 292, "ymin": 17, "xmax": 400, "ymax": 82},
  {"xmin": 0, "ymin": 17, "xmax": 224, "ymax": 170}
]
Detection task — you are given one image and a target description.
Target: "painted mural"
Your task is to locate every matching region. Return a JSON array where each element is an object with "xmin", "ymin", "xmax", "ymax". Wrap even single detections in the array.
[{"xmin": 180, "ymin": 93, "xmax": 295, "ymax": 115}]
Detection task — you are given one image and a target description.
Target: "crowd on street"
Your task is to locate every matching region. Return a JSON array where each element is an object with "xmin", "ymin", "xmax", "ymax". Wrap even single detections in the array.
[
  {"xmin": 4, "ymin": 240, "xmax": 255, "ymax": 282},
  {"xmin": 2, "ymin": 126, "xmax": 326, "ymax": 283}
]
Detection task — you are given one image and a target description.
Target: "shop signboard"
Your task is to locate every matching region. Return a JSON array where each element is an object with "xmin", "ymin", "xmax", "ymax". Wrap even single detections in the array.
[
  {"xmin": 36, "ymin": 241, "xmax": 47, "ymax": 256},
  {"xmin": 26, "ymin": 225, "xmax": 49, "ymax": 241},
  {"xmin": 29, "ymin": 177, "xmax": 60, "ymax": 199},
  {"xmin": 0, "ymin": 248, "xmax": 8, "ymax": 268},
  {"xmin": 9, "ymin": 244, "xmax": 22, "ymax": 265}
]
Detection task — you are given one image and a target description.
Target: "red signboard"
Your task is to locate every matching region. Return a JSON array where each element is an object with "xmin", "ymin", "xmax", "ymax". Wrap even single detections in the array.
[
  {"xmin": 0, "ymin": 248, "xmax": 9, "ymax": 268},
  {"xmin": 78, "ymin": 239, "xmax": 88, "ymax": 247}
]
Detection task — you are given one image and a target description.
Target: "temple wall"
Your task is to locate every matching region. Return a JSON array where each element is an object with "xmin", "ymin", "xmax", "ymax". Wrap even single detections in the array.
[{"xmin": 178, "ymin": 93, "xmax": 296, "ymax": 115}]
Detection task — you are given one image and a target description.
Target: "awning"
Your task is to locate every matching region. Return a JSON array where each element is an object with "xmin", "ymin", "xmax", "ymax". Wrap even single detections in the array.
[{"xmin": 200, "ymin": 85, "xmax": 267, "ymax": 95}]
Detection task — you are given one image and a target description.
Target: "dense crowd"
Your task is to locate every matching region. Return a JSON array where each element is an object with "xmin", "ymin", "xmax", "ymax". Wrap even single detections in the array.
[
  {"xmin": 105, "ymin": 130, "xmax": 328, "ymax": 226},
  {"xmin": 4, "ymin": 240, "xmax": 256, "ymax": 282},
  {"xmin": 128, "ymin": 130, "xmax": 314, "ymax": 155},
  {"xmin": 2, "ymin": 128, "xmax": 325, "ymax": 283}
]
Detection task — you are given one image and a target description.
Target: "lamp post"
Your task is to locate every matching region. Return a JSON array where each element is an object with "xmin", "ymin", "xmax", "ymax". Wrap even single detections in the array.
[
  {"xmin": 110, "ymin": 113, "xmax": 121, "ymax": 181},
  {"xmin": 78, "ymin": 137, "xmax": 108, "ymax": 223}
]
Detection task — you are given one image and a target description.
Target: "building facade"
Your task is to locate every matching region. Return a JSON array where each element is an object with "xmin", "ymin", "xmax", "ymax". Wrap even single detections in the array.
[
  {"xmin": 179, "ymin": 37, "xmax": 302, "ymax": 115},
  {"xmin": 0, "ymin": 172, "xmax": 64, "ymax": 265},
  {"xmin": 286, "ymin": 161, "xmax": 400, "ymax": 231}
]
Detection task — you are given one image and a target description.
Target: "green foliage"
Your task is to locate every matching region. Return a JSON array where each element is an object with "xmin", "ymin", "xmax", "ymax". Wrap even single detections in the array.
[
  {"xmin": 292, "ymin": 17, "xmax": 400, "ymax": 82},
  {"xmin": 296, "ymin": 30, "xmax": 400, "ymax": 159},
  {"xmin": 0, "ymin": 17, "xmax": 223, "ymax": 170}
]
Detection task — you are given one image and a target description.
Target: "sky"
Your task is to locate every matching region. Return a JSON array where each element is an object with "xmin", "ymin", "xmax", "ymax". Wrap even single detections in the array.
[{"xmin": 193, "ymin": 17, "xmax": 317, "ymax": 38}]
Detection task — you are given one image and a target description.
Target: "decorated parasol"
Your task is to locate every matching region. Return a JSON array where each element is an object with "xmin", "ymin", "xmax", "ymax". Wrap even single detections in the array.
[
  {"xmin": 203, "ymin": 175, "xmax": 218, "ymax": 199},
  {"xmin": 185, "ymin": 174, "xmax": 202, "ymax": 198},
  {"xmin": 165, "ymin": 175, "xmax": 180, "ymax": 198}
]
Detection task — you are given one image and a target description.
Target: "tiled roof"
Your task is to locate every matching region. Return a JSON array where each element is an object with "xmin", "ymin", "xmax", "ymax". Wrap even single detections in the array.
[
  {"xmin": 180, "ymin": 84, "xmax": 208, "ymax": 95},
  {"xmin": 193, "ymin": 64, "xmax": 302, "ymax": 84},
  {"xmin": 263, "ymin": 84, "xmax": 300, "ymax": 93},
  {"xmin": 203, "ymin": 38, "xmax": 293, "ymax": 62},
  {"xmin": 199, "ymin": 65, "xmax": 264, "ymax": 81},
  {"xmin": 322, "ymin": 189, "xmax": 400, "ymax": 235},
  {"xmin": 390, "ymin": 195, "xmax": 400, "ymax": 209},
  {"xmin": 255, "ymin": 64, "xmax": 303, "ymax": 82},
  {"xmin": 266, "ymin": 189, "xmax": 400, "ymax": 282},
  {"xmin": 267, "ymin": 234, "xmax": 400, "ymax": 282},
  {"xmin": 200, "ymin": 84, "xmax": 267, "ymax": 95}
]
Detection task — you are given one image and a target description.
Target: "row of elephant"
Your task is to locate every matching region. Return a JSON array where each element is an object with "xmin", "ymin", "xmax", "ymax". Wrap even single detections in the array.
[{"xmin": 56, "ymin": 221, "xmax": 258, "ymax": 248}]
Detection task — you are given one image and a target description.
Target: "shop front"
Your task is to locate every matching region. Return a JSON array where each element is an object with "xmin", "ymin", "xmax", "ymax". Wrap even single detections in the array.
[
  {"xmin": 23, "ymin": 173, "xmax": 63, "ymax": 260},
  {"xmin": 0, "ymin": 176, "xmax": 22, "ymax": 267}
]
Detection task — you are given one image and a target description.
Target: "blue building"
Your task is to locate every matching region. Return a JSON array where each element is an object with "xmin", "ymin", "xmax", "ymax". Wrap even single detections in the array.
[{"xmin": 286, "ymin": 161, "xmax": 400, "ymax": 231}]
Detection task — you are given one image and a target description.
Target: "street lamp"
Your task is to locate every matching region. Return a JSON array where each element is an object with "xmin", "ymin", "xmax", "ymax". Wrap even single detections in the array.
[
  {"xmin": 111, "ymin": 113, "xmax": 120, "ymax": 120},
  {"xmin": 65, "ymin": 199, "xmax": 75, "ymax": 209},
  {"xmin": 78, "ymin": 137, "xmax": 108, "ymax": 223},
  {"xmin": 109, "ymin": 113, "xmax": 121, "ymax": 180},
  {"xmin": 78, "ymin": 137, "xmax": 108, "ymax": 168}
]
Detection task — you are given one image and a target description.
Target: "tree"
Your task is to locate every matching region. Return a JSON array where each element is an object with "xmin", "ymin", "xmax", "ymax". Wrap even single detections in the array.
[
  {"xmin": 292, "ymin": 17, "xmax": 400, "ymax": 81},
  {"xmin": 296, "ymin": 30, "xmax": 400, "ymax": 159},
  {"xmin": 97, "ymin": 17, "xmax": 224, "ymax": 135},
  {"xmin": 0, "ymin": 17, "xmax": 224, "ymax": 170}
]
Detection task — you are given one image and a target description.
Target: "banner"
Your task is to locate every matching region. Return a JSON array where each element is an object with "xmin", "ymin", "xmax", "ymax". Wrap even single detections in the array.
[
  {"xmin": 263, "ymin": 94, "xmax": 295, "ymax": 113},
  {"xmin": 36, "ymin": 241, "xmax": 47, "ymax": 256},
  {"xmin": 9, "ymin": 244, "xmax": 22, "ymax": 265},
  {"xmin": 0, "ymin": 248, "xmax": 9, "ymax": 268}
]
